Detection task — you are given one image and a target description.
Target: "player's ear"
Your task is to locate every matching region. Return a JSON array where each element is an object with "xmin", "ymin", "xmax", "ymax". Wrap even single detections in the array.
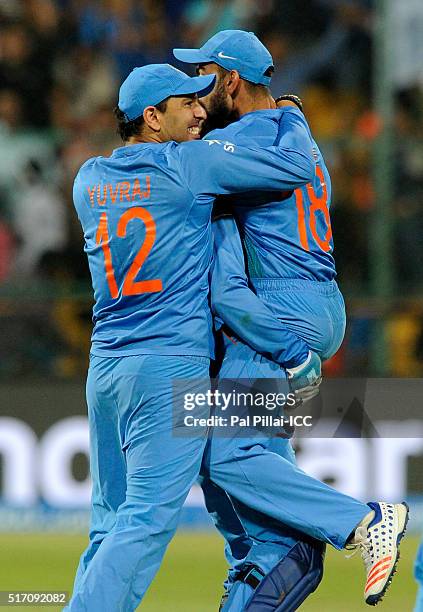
[
  {"xmin": 226, "ymin": 70, "xmax": 241, "ymax": 95},
  {"xmin": 143, "ymin": 106, "xmax": 161, "ymax": 132}
]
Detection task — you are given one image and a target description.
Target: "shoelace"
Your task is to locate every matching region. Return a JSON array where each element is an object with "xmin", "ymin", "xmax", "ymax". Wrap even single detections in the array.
[{"xmin": 345, "ymin": 538, "xmax": 373, "ymax": 572}]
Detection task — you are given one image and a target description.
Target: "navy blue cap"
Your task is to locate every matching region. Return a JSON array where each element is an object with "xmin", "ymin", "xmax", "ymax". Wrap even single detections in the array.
[
  {"xmin": 173, "ymin": 30, "xmax": 274, "ymax": 86},
  {"xmin": 118, "ymin": 63, "xmax": 216, "ymax": 122}
]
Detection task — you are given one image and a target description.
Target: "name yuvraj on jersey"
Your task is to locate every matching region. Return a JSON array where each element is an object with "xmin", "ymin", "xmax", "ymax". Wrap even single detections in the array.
[{"xmin": 87, "ymin": 176, "xmax": 151, "ymax": 207}]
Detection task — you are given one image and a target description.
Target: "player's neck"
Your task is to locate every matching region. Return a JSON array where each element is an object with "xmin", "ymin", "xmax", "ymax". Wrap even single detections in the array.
[
  {"xmin": 235, "ymin": 92, "xmax": 276, "ymax": 118},
  {"xmin": 126, "ymin": 133, "xmax": 163, "ymax": 145}
]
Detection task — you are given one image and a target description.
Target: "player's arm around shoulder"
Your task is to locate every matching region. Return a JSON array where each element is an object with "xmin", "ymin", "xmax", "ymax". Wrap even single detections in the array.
[
  {"xmin": 273, "ymin": 106, "xmax": 314, "ymax": 157},
  {"xmin": 174, "ymin": 111, "xmax": 315, "ymax": 200}
]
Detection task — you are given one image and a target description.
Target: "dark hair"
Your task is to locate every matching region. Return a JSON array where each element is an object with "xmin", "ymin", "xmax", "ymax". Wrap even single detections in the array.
[{"xmin": 114, "ymin": 99, "xmax": 168, "ymax": 142}]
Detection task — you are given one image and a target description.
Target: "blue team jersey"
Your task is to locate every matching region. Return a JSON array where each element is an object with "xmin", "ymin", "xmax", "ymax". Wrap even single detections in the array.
[
  {"xmin": 73, "ymin": 108, "xmax": 315, "ymax": 357},
  {"xmin": 208, "ymin": 110, "xmax": 336, "ymax": 282}
]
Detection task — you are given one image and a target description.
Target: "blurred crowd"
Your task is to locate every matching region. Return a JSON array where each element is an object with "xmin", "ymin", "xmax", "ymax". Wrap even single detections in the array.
[{"xmin": 0, "ymin": 0, "xmax": 422, "ymax": 378}]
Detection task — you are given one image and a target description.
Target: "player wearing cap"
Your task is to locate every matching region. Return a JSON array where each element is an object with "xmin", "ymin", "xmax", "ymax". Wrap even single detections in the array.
[
  {"xmin": 66, "ymin": 63, "xmax": 319, "ymax": 611},
  {"xmin": 174, "ymin": 30, "xmax": 409, "ymax": 609}
]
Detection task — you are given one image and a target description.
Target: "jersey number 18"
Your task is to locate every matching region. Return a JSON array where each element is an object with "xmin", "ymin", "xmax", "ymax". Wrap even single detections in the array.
[{"xmin": 295, "ymin": 166, "xmax": 332, "ymax": 252}]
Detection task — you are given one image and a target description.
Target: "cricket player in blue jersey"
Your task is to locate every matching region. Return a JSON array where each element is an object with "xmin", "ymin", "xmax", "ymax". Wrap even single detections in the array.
[
  {"xmin": 175, "ymin": 30, "xmax": 410, "ymax": 608},
  {"xmin": 67, "ymin": 63, "xmax": 320, "ymax": 611}
]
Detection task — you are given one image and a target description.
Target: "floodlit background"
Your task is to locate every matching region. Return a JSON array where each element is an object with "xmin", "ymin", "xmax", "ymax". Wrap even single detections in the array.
[{"xmin": 0, "ymin": 0, "xmax": 422, "ymax": 610}]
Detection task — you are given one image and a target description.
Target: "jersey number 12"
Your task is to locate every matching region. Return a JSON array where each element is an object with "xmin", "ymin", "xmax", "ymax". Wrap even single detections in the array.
[{"xmin": 95, "ymin": 207, "xmax": 162, "ymax": 299}]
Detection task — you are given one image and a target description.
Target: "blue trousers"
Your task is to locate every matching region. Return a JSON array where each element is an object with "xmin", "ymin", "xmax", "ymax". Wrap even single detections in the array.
[
  {"xmin": 67, "ymin": 353, "xmax": 210, "ymax": 612},
  {"xmin": 415, "ymin": 539, "xmax": 423, "ymax": 612},
  {"xmin": 201, "ymin": 280, "xmax": 369, "ymax": 609}
]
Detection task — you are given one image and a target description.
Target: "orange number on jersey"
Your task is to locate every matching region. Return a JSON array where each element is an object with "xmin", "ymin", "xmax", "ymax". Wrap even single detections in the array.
[
  {"xmin": 295, "ymin": 189, "xmax": 310, "ymax": 251},
  {"xmin": 96, "ymin": 212, "xmax": 119, "ymax": 298},
  {"xmin": 117, "ymin": 207, "xmax": 162, "ymax": 295},
  {"xmin": 95, "ymin": 208, "xmax": 162, "ymax": 299},
  {"xmin": 294, "ymin": 166, "xmax": 332, "ymax": 252}
]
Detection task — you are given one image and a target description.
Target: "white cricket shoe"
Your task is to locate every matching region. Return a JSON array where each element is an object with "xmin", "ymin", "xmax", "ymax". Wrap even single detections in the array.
[{"xmin": 347, "ymin": 501, "xmax": 409, "ymax": 606}]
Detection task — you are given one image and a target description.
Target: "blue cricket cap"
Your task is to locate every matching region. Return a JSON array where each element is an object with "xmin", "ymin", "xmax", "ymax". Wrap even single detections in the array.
[
  {"xmin": 173, "ymin": 30, "xmax": 274, "ymax": 86},
  {"xmin": 118, "ymin": 63, "xmax": 216, "ymax": 122}
]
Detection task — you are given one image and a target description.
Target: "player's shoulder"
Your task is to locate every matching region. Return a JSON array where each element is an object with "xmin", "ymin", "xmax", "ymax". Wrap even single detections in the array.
[
  {"xmin": 171, "ymin": 139, "xmax": 213, "ymax": 171},
  {"xmin": 205, "ymin": 109, "xmax": 290, "ymax": 143},
  {"xmin": 123, "ymin": 141, "xmax": 179, "ymax": 171},
  {"xmin": 130, "ymin": 141, "xmax": 177, "ymax": 158},
  {"xmin": 74, "ymin": 149, "xmax": 116, "ymax": 178},
  {"xmin": 75, "ymin": 155, "xmax": 97, "ymax": 176},
  {"xmin": 73, "ymin": 155, "xmax": 100, "ymax": 189},
  {"xmin": 160, "ymin": 140, "xmax": 182, "ymax": 161},
  {"xmin": 111, "ymin": 141, "xmax": 177, "ymax": 166},
  {"xmin": 75, "ymin": 142, "xmax": 177, "ymax": 180}
]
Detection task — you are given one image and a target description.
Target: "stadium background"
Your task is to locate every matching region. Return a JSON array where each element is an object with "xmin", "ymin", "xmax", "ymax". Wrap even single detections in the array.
[{"xmin": 0, "ymin": 0, "xmax": 422, "ymax": 609}]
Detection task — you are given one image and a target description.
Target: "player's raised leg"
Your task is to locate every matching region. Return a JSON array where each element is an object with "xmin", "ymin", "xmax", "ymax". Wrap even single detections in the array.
[
  {"xmin": 209, "ymin": 339, "xmax": 410, "ymax": 606},
  {"xmin": 210, "ymin": 340, "xmax": 368, "ymax": 548},
  {"xmin": 201, "ymin": 341, "xmax": 327, "ymax": 610}
]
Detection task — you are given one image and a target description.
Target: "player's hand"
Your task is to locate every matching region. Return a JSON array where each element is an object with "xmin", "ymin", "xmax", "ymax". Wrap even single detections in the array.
[
  {"xmin": 286, "ymin": 351, "xmax": 322, "ymax": 405},
  {"xmin": 275, "ymin": 94, "xmax": 303, "ymax": 112}
]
